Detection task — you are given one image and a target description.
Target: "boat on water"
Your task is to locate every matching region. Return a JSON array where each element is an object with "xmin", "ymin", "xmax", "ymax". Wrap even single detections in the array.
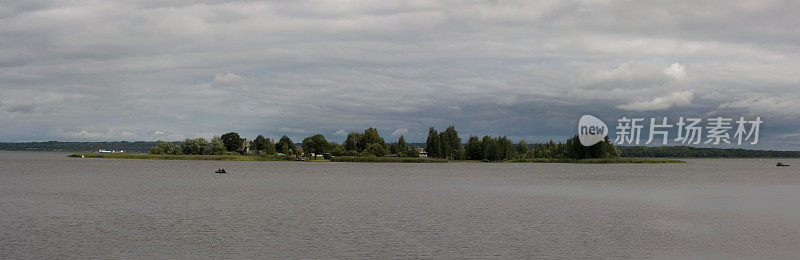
[
  {"xmin": 776, "ymin": 162, "xmax": 790, "ymax": 167},
  {"xmin": 215, "ymin": 168, "xmax": 227, "ymax": 173}
]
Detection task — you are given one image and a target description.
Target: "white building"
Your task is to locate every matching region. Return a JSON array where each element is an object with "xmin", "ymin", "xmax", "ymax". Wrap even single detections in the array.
[{"xmin": 418, "ymin": 148, "xmax": 428, "ymax": 158}]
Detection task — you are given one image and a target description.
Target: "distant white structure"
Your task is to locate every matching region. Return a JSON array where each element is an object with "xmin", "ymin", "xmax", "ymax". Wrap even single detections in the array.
[
  {"xmin": 98, "ymin": 149, "xmax": 124, "ymax": 153},
  {"xmin": 418, "ymin": 148, "xmax": 428, "ymax": 158}
]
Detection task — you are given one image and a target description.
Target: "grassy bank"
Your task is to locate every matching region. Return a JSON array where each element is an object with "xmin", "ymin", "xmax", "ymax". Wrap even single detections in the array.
[
  {"xmin": 509, "ymin": 158, "xmax": 686, "ymax": 163},
  {"xmin": 330, "ymin": 156, "xmax": 448, "ymax": 163},
  {"xmin": 68, "ymin": 153, "xmax": 286, "ymax": 161}
]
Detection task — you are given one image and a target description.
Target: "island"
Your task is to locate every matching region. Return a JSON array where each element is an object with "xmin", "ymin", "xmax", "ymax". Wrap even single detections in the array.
[{"xmin": 64, "ymin": 126, "xmax": 684, "ymax": 163}]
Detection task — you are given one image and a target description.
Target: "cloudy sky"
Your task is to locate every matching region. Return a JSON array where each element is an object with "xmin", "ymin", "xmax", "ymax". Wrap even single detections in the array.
[{"xmin": 1, "ymin": 0, "xmax": 799, "ymax": 149}]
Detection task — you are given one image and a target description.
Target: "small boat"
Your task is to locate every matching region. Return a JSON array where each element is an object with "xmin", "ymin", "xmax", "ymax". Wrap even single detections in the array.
[
  {"xmin": 776, "ymin": 162, "xmax": 790, "ymax": 167},
  {"xmin": 215, "ymin": 168, "xmax": 227, "ymax": 173}
]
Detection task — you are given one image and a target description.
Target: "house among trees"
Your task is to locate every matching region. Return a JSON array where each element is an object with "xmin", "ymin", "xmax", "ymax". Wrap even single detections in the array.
[
  {"xmin": 418, "ymin": 148, "xmax": 428, "ymax": 158},
  {"xmin": 238, "ymin": 139, "xmax": 249, "ymax": 154}
]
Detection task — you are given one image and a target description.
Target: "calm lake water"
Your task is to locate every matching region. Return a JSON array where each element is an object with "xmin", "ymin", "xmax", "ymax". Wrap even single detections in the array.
[{"xmin": 2, "ymin": 151, "xmax": 800, "ymax": 259}]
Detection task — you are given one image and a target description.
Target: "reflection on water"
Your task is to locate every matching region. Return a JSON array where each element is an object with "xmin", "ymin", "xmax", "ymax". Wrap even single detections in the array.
[{"xmin": 1, "ymin": 151, "xmax": 800, "ymax": 258}]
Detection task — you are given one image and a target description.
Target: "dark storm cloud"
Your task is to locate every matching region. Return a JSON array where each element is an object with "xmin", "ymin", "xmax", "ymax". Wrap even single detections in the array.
[{"xmin": 1, "ymin": 0, "xmax": 799, "ymax": 149}]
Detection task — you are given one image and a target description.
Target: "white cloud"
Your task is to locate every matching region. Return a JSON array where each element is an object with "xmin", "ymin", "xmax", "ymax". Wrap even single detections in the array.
[
  {"xmin": 334, "ymin": 129, "xmax": 347, "ymax": 136},
  {"xmin": 279, "ymin": 127, "xmax": 309, "ymax": 134},
  {"xmin": 212, "ymin": 73, "xmax": 243, "ymax": 87},
  {"xmin": 718, "ymin": 97, "xmax": 800, "ymax": 117},
  {"xmin": 618, "ymin": 91, "xmax": 694, "ymax": 111},
  {"xmin": 390, "ymin": 128, "xmax": 408, "ymax": 137},
  {"xmin": 663, "ymin": 63, "xmax": 688, "ymax": 82},
  {"xmin": 63, "ymin": 130, "xmax": 106, "ymax": 139},
  {"xmin": 58, "ymin": 128, "xmax": 143, "ymax": 140},
  {"xmin": 193, "ymin": 132, "xmax": 217, "ymax": 140},
  {"xmin": 587, "ymin": 63, "xmax": 632, "ymax": 84}
]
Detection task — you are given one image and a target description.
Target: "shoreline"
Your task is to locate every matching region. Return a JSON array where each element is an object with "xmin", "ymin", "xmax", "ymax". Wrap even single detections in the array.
[{"xmin": 68, "ymin": 153, "xmax": 686, "ymax": 163}]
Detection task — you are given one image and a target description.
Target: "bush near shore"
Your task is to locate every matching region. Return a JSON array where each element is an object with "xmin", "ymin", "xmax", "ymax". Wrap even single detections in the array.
[{"xmin": 330, "ymin": 156, "xmax": 447, "ymax": 163}]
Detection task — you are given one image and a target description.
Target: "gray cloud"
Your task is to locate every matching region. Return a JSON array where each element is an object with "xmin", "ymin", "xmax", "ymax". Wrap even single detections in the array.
[{"xmin": 0, "ymin": 0, "xmax": 799, "ymax": 149}]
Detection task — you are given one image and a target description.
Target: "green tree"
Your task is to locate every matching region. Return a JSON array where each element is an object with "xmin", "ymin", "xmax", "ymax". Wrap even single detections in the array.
[
  {"xmin": 465, "ymin": 135, "xmax": 483, "ymax": 160},
  {"xmin": 276, "ymin": 135, "xmax": 296, "ymax": 155},
  {"xmin": 263, "ymin": 137, "xmax": 276, "ymax": 155},
  {"xmin": 406, "ymin": 145, "xmax": 419, "ymax": 157},
  {"xmin": 251, "ymin": 135, "xmax": 268, "ymax": 152},
  {"xmin": 498, "ymin": 136, "xmax": 514, "ymax": 160},
  {"xmin": 302, "ymin": 134, "xmax": 329, "ymax": 157},
  {"xmin": 390, "ymin": 135, "xmax": 411, "ymax": 156},
  {"xmin": 366, "ymin": 143, "xmax": 387, "ymax": 157},
  {"xmin": 438, "ymin": 126, "xmax": 462, "ymax": 159},
  {"xmin": 482, "ymin": 135, "xmax": 499, "ymax": 162},
  {"xmin": 343, "ymin": 132, "xmax": 363, "ymax": 151},
  {"xmin": 586, "ymin": 136, "xmax": 619, "ymax": 159},
  {"xmin": 361, "ymin": 128, "xmax": 386, "ymax": 149},
  {"xmin": 210, "ymin": 135, "xmax": 226, "ymax": 155},
  {"xmin": 150, "ymin": 141, "xmax": 180, "ymax": 155},
  {"xmin": 330, "ymin": 143, "xmax": 346, "ymax": 156},
  {"xmin": 426, "ymin": 127, "xmax": 441, "ymax": 158},
  {"xmin": 181, "ymin": 138, "xmax": 208, "ymax": 155},
  {"xmin": 220, "ymin": 132, "xmax": 243, "ymax": 152},
  {"xmin": 516, "ymin": 139, "xmax": 529, "ymax": 157},
  {"xmin": 327, "ymin": 142, "xmax": 341, "ymax": 155}
]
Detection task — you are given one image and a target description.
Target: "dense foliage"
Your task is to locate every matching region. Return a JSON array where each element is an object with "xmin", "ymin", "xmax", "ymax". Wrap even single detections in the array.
[
  {"xmin": 275, "ymin": 135, "xmax": 298, "ymax": 155},
  {"xmin": 181, "ymin": 138, "xmax": 208, "ymax": 155},
  {"xmin": 388, "ymin": 135, "xmax": 418, "ymax": 157},
  {"xmin": 424, "ymin": 127, "xmax": 619, "ymax": 161},
  {"xmin": 251, "ymin": 135, "xmax": 274, "ymax": 154},
  {"xmin": 210, "ymin": 136, "xmax": 226, "ymax": 155},
  {"xmin": 426, "ymin": 126, "xmax": 464, "ymax": 159},
  {"xmin": 301, "ymin": 134, "xmax": 328, "ymax": 156},
  {"xmin": 220, "ymin": 132, "xmax": 244, "ymax": 152},
  {"xmin": 149, "ymin": 141, "xmax": 180, "ymax": 155}
]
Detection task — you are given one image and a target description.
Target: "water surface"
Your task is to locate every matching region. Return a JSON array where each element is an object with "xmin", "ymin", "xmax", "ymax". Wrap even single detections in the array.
[{"xmin": 2, "ymin": 151, "xmax": 799, "ymax": 258}]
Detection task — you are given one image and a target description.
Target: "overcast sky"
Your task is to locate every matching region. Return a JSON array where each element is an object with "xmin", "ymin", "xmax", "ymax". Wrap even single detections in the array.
[{"xmin": 1, "ymin": 0, "xmax": 799, "ymax": 149}]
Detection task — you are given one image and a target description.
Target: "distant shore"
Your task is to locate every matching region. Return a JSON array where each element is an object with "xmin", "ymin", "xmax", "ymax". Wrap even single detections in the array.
[
  {"xmin": 68, "ymin": 153, "xmax": 685, "ymax": 163},
  {"xmin": 68, "ymin": 153, "xmax": 285, "ymax": 161}
]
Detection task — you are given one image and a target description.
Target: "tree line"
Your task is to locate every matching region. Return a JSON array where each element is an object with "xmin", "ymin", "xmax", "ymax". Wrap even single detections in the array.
[
  {"xmin": 149, "ymin": 132, "xmax": 299, "ymax": 156},
  {"xmin": 148, "ymin": 128, "xmax": 419, "ymax": 158},
  {"xmin": 427, "ymin": 126, "xmax": 619, "ymax": 161},
  {"xmin": 149, "ymin": 126, "xmax": 620, "ymax": 161}
]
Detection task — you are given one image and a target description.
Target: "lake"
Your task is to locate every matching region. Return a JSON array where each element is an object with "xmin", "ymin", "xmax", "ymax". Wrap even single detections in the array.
[{"xmin": 2, "ymin": 151, "xmax": 800, "ymax": 258}]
